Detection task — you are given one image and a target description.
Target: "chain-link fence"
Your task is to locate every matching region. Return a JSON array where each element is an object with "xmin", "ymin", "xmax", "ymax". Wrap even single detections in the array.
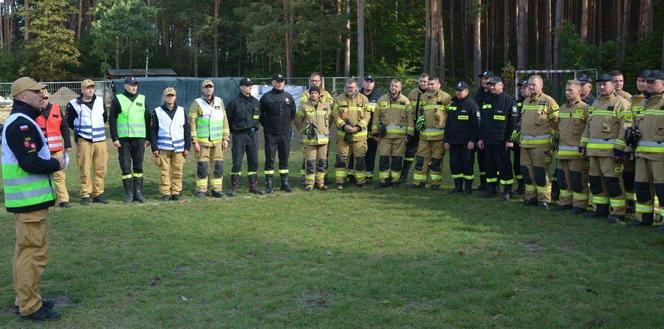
[
  {"xmin": 250, "ymin": 76, "xmax": 420, "ymax": 96},
  {"xmin": 0, "ymin": 80, "xmax": 113, "ymax": 107}
]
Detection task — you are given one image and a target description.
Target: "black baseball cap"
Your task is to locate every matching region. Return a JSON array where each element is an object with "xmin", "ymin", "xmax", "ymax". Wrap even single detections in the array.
[
  {"xmin": 646, "ymin": 70, "xmax": 664, "ymax": 82},
  {"xmin": 124, "ymin": 76, "xmax": 138, "ymax": 85},
  {"xmin": 488, "ymin": 76, "xmax": 503, "ymax": 84},
  {"xmin": 309, "ymin": 86, "xmax": 321, "ymax": 93},
  {"xmin": 364, "ymin": 75, "xmax": 374, "ymax": 82},
  {"xmin": 239, "ymin": 77, "xmax": 253, "ymax": 86},
  {"xmin": 578, "ymin": 74, "xmax": 592, "ymax": 84},
  {"xmin": 272, "ymin": 74, "xmax": 285, "ymax": 81},
  {"xmin": 478, "ymin": 71, "xmax": 494, "ymax": 78},
  {"xmin": 516, "ymin": 78, "xmax": 526, "ymax": 87},
  {"xmin": 455, "ymin": 81, "xmax": 469, "ymax": 91},
  {"xmin": 597, "ymin": 74, "xmax": 613, "ymax": 82},
  {"xmin": 638, "ymin": 69, "xmax": 653, "ymax": 79}
]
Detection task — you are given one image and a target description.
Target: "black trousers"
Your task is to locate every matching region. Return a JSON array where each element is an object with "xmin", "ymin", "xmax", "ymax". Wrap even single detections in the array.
[
  {"xmin": 232, "ymin": 130, "xmax": 259, "ymax": 174},
  {"xmin": 512, "ymin": 143, "xmax": 522, "ymax": 180},
  {"xmin": 484, "ymin": 144, "xmax": 513, "ymax": 185},
  {"xmin": 477, "ymin": 148, "xmax": 486, "ymax": 178},
  {"xmin": 264, "ymin": 133, "xmax": 290, "ymax": 173},
  {"xmin": 365, "ymin": 138, "xmax": 378, "ymax": 174},
  {"xmin": 449, "ymin": 144, "xmax": 475, "ymax": 179},
  {"xmin": 404, "ymin": 136, "xmax": 419, "ymax": 161},
  {"xmin": 119, "ymin": 138, "xmax": 145, "ymax": 176}
]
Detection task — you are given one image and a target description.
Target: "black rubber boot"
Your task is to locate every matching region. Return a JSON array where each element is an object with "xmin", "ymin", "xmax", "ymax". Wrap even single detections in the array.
[
  {"xmin": 249, "ymin": 174, "xmax": 264, "ymax": 195},
  {"xmin": 463, "ymin": 179, "xmax": 473, "ymax": 195},
  {"xmin": 133, "ymin": 177, "xmax": 145, "ymax": 203},
  {"xmin": 480, "ymin": 182, "xmax": 497, "ymax": 198},
  {"xmin": 265, "ymin": 175, "xmax": 274, "ymax": 194},
  {"xmin": 477, "ymin": 175, "xmax": 487, "ymax": 191},
  {"xmin": 280, "ymin": 174, "xmax": 293, "ymax": 192},
  {"xmin": 584, "ymin": 204, "xmax": 609, "ymax": 219},
  {"xmin": 123, "ymin": 178, "xmax": 134, "ymax": 204},
  {"xmin": 449, "ymin": 178, "xmax": 463, "ymax": 194},
  {"xmin": 502, "ymin": 184, "xmax": 512, "ymax": 201},
  {"xmin": 229, "ymin": 174, "xmax": 240, "ymax": 197}
]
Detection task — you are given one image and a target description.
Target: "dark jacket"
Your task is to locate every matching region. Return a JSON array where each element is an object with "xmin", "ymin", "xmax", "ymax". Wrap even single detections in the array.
[
  {"xmin": 227, "ymin": 92, "xmax": 261, "ymax": 133},
  {"xmin": 473, "ymin": 87, "xmax": 491, "ymax": 107},
  {"xmin": 444, "ymin": 96, "xmax": 480, "ymax": 144},
  {"xmin": 480, "ymin": 92, "xmax": 517, "ymax": 145},
  {"xmin": 66, "ymin": 95, "xmax": 108, "ymax": 143},
  {"xmin": 259, "ymin": 88, "xmax": 296, "ymax": 135},
  {"xmin": 4, "ymin": 100, "xmax": 60, "ymax": 213},
  {"xmin": 41, "ymin": 103, "xmax": 71, "ymax": 149},
  {"xmin": 361, "ymin": 88, "xmax": 382, "ymax": 134},
  {"xmin": 109, "ymin": 90, "xmax": 151, "ymax": 141},
  {"xmin": 148, "ymin": 103, "xmax": 191, "ymax": 153}
]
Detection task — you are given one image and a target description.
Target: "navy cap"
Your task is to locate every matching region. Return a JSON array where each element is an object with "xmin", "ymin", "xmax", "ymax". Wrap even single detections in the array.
[
  {"xmin": 272, "ymin": 74, "xmax": 285, "ymax": 81},
  {"xmin": 455, "ymin": 81, "xmax": 469, "ymax": 91},
  {"xmin": 239, "ymin": 77, "xmax": 253, "ymax": 86},
  {"xmin": 597, "ymin": 74, "xmax": 613, "ymax": 82},
  {"xmin": 364, "ymin": 75, "xmax": 374, "ymax": 81},
  {"xmin": 478, "ymin": 71, "xmax": 494, "ymax": 78},
  {"xmin": 488, "ymin": 76, "xmax": 503, "ymax": 84},
  {"xmin": 638, "ymin": 69, "xmax": 653, "ymax": 79},
  {"xmin": 516, "ymin": 78, "xmax": 526, "ymax": 87},
  {"xmin": 646, "ymin": 70, "xmax": 664, "ymax": 82},
  {"xmin": 578, "ymin": 74, "xmax": 592, "ymax": 84},
  {"xmin": 124, "ymin": 76, "xmax": 138, "ymax": 85},
  {"xmin": 309, "ymin": 86, "xmax": 321, "ymax": 93}
]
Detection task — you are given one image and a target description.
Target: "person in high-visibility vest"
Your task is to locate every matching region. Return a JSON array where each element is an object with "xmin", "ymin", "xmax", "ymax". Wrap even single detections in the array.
[
  {"xmin": 3, "ymin": 77, "xmax": 65, "ymax": 321},
  {"xmin": 36, "ymin": 89, "xmax": 71, "ymax": 208},
  {"xmin": 189, "ymin": 79, "xmax": 231, "ymax": 198},
  {"xmin": 109, "ymin": 76, "xmax": 151, "ymax": 203}
]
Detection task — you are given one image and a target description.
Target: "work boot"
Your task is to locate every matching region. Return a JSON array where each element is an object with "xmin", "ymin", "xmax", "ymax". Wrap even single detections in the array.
[
  {"xmin": 407, "ymin": 182, "xmax": 423, "ymax": 189},
  {"xmin": 347, "ymin": 175, "xmax": 357, "ymax": 185},
  {"xmin": 376, "ymin": 181, "xmax": 391, "ymax": 189},
  {"xmin": 20, "ymin": 304, "xmax": 60, "ymax": 321},
  {"xmin": 477, "ymin": 175, "xmax": 487, "ymax": 191},
  {"xmin": 480, "ymin": 183, "xmax": 497, "ymax": 198},
  {"xmin": 92, "ymin": 194, "xmax": 109, "ymax": 204},
  {"xmin": 463, "ymin": 179, "xmax": 473, "ymax": 195},
  {"xmin": 133, "ymin": 177, "xmax": 145, "ymax": 203},
  {"xmin": 170, "ymin": 194, "xmax": 181, "ymax": 201},
  {"xmin": 448, "ymin": 178, "xmax": 463, "ymax": 194},
  {"xmin": 58, "ymin": 202, "xmax": 71, "ymax": 209},
  {"xmin": 265, "ymin": 175, "xmax": 274, "ymax": 194},
  {"xmin": 80, "ymin": 197, "xmax": 91, "ymax": 206},
  {"xmin": 583, "ymin": 204, "xmax": 609, "ymax": 219},
  {"xmin": 195, "ymin": 192, "xmax": 206, "ymax": 199},
  {"xmin": 122, "ymin": 178, "xmax": 134, "ymax": 204},
  {"xmin": 248, "ymin": 174, "xmax": 264, "ymax": 195},
  {"xmin": 211, "ymin": 190, "xmax": 225, "ymax": 198},
  {"xmin": 229, "ymin": 174, "xmax": 240, "ymax": 197},
  {"xmin": 538, "ymin": 202, "xmax": 550, "ymax": 210},
  {"xmin": 515, "ymin": 179, "xmax": 525, "ymax": 195},
  {"xmin": 502, "ymin": 184, "xmax": 512, "ymax": 201},
  {"xmin": 161, "ymin": 195, "xmax": 171, "ymax": 202},
  {"xmin": 280, "ymin": 174, "xmax": 293, "ymax": 192},
  {"xmin": 606, "ymin": 214, "xmax": 624, "ymax": 224}
]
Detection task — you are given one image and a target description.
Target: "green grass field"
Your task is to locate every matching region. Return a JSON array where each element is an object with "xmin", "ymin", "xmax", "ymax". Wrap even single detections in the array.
[{"xmin": 1, "ymin": 143, "xmax": 664, "ymax": 328}]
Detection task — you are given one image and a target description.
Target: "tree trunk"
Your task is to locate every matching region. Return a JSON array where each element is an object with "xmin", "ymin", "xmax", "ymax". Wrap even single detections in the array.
[
  {"xmin": 580, "ymin": 0, "xmax": 588, "ymax": 40},
  {"xmin": 620, "ymin": 0, "xmax": 629, "ymax": 65},
  {"xmin": 344, "ymin": 0, "xmax": 351, "ymax": 77},
  {"xmin": 213, "ymin": 0, "xmax": 221, "ymax": 77},
  {"xmin": 429, "ymin": 0, "xmax": 439, "ymax": 76},
  {"xmin": 357, "ymin": 0, "xmax": 364, "ymax": 78},
  {"xmin": 544, "ymin": 0, "xmax": 551, "ymax": 70},
  {"xmin": 639, "ymin": 0, "xmax": 653, "ymax": 41},
  {"xmin": 336, "ymin": 0, "xmax": 342, "ymax": 75},
  {"xmin": 503, "ymin": 0, "xmax": 509, "ymax": 64},
  {"xmin": 661, "ymin": 32, "xmax": 664, "ymax": 70},
  {"xmin": 24, "ymin": 0, "xmax": 29, "ymax": 41},
  {"xmin": 439, "ymin": 5, "xmax": 445, "ymax": 83},
  {"xmin": 534, "ymin": 0, "xmax": 539, "ymax": 67},
  {"xmin": 319, "ymin": 0, "xmax": 324, "ymax": 71},
  {"xmin": 115, "ymin": 36, "xmax": 120, "ymax": 69},
  {"xmin": 129, "ymin": 42, "xmax": 133, "ymax": 69},
  {"xmin": 424, "ymin": 0, "xmax": 431, "ymax": 73},
  {"xmin": 552, "ymin": 0, "xmax": 562, "ymax": 95},
  {"xmin": 450, "ymin": 0, "xmax": 455, "ymax": 79},
  {"xmin": 284, "ymin": 0, "xmax": 294, "ymax": 79},
  {"xmin": 77, "ymin": 0, "xmax": 83, "ymax": 40},
  {"xmin": 473, "ymin": 0, "xmax": 481, "ymax": 87},
  {"xmin": 517, "ymin": 0, "xmax": 528, "ymax": 69},
  {"xmin": 462, "ymin": 2, "xmax": 468, "ymax": 80}
]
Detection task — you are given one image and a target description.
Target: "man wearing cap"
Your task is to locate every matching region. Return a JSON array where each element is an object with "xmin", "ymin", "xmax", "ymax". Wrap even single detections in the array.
[
  {"xmin": 189, "ymin": 79, "xmax": 230, "ymax": 198},
  {"xmin": 332, "ymin": 78, "xmax": 371, "ymax": 189},
  {"xmin": 227, "ymin": 78, "xmax": 264, "ymax": 196},
  {"xmin": 444, "ymin": 81, "xmax": 479, "ymax": 195},
  {"xmin": 295, "ymin": 85, "xmax": 332, "ymax": 191},
  {"xmin": 579, "ymin": 75, "xmax": 596, "ymax": 105},
  {"xmin": 3, "ymin": 77, "xmax": 65, "ymax": 321},
  {"xmin": 408, "ymin": 76, "xmax": 451, "ymax": 191},
  {"xmin": 37, "ymin": 89, "xmax": 71, "ymax": 208},
  {"xmin": 110, "ymin": 76, "xmax": 150, "ymax": 203},
  {"xmin": 520, "ymin": 75, "xmax": 560, "ymax": 209},
  {"xmin": 611, "ymin": 70, "xmax": 632, "ymax": 101},
  {"xmin": 359, "ymin": 75, "xmax": 382, "ymax": 184},
  {"xmin": 260, "ymin": 74, "xmax": 296, "ymax": 193},
  {"xmin": 66, "ymin": 79, "xmax": 109, "ymax": 205},
  {"xmin": 629, "ymin": 70, "xmax": 664, "ymax": 230},
  {"xmin": 474, "ymin": 70, "xmax": 495, "ymax": 191},
  {"xmin": 511, "ymin": 79, "xmax": 530, "ymax": 195},
  {"xmin": 551, "ymin": 80, "xmax": 590, "ymax": 214},
  {"xmin": 477, "ymin": 76, "xmax": 517, "ymax": 199},
  {"xmin": 372, "ymin": 79, "xmax": 412, "ymax": 188},
  {"xmin": 401, "ymin": 73, "xmax": 429, "ymax": 183},
  {"xmin": 579, "ymin": 73, "xmax": 631, "ymax": 222},
  {"xmin": 149, "ymin": 87, "xmax": 191, "ymax": 201}
]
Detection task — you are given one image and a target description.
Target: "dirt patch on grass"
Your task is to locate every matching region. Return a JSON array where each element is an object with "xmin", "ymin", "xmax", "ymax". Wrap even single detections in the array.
[{"xmin": 297, "ymin": 289, "xmax": 337, "ymax": 308}]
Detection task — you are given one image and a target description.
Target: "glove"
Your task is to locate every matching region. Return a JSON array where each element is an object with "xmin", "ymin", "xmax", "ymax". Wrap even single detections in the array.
[
  {"xmin": 510, "ymin": 130, "xmax": 520, "ymax": 142},
  {"xmin": 578, "ymin": 146, "xmax": 586, "ymax": 156},
  {"xmin": 416, "ymin": 115, "xmax": 425, "ymax": 132},
  {"xmin": 613, "ymin": 148, "xmax": 624, "ymax": 158}
]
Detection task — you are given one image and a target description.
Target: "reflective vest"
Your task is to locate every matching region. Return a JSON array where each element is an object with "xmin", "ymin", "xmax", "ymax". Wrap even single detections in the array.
[
  {"xmin": 35, "ymin": 104, "xmax": 64, "ymax": 152},
  {"xmin": 116, "ymin": 94, "xmax": 146, "ymax": 138},
  {"xmin": 2, "ymin": 113, "xmax": 56, "ymax": 210},
  {"xmin": 195, "ymin": 97, "xmax": 225, "ymax": 143},
  {"xmin": 155, "ymin": 106, "xmax": 186, "ymax": 152},
  {"xmin": 70, "ymin": 97, "xmax": 106, "ymax": 142}
]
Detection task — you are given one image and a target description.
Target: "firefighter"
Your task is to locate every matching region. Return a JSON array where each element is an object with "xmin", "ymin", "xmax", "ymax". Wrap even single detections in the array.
[
  {"xmin": 298, "ymin": 72, "xmax": 333, "ymax": 185},
  {"xmin": 579, "ymin": 75, "xmax": 596, "ymax": 106},
  {"xmin": 295, "ymin": 86, "xmax": 332, "ymax": 191},
  {"xmin": 110, "ymin": 76, "xmax": 150, "ymax": 203},
  {"xmin": 611, "ymin": 70, "xmax": 632, "ymax": 101},
  {"xmin": 359, "ymin": 75, "xmax": 381, "ymax": 184},
  {"xmin": 551, "ymin": 80, "xmax": 590, "ymax": 214},
  {"xmin": 37, "ymin": 89, "xmax": 71, "ymax": 208},
  {"xmin": 3, "ymin": 77, "xmax": 65, "ymax": 321},
  {"xmin": 519, "ymin": 75, "xmax": 560, "ymax": 209},
  {"xmin": 260, "ymin": 74, "xmax": 296, "ymax": 193},
  {"xmin": 332, "ymin": 78, "xmax": 370, "ymax": 189},
  {"xmin": 401, "ymin": 73, "xmax": 429, "ymax": 183},
  {"xmin": 372, "ymin": 79, "xmax": 412, "ymax": 188},
  {"xmin": 149, "ymin": 87, "xmax": 191, "ymax": 201},
  {"xmin": 628, "ymin": 70, "xmax": 664, "ymax": 230},
  {"xmin": 67, "ymin": 79, "xmax": 109, "ymax": 205},
  {"xmin": 444, "ymin": 81, "xmax": 479, "ymax": 195},
  {"xmin": 408, "ymin": 76, "xmax": 452, "ymax": 190},
  {"xmin": 579, "ymin": 73, "xmax": 631, "ymax": 223},
  {"xmin": 474, "ymin": 70, "xmax": 494, "ymax": 191},
  {"xmin": 477, "ymin": 76, "xmax": 517, "ymax": 199},
  {"xmin": 227, "ymin": 78, "xmax": 264, "ymax": 196},
  {"xmin": 189, "ymin": 79, "xmax": 230, "ymax": 198}
]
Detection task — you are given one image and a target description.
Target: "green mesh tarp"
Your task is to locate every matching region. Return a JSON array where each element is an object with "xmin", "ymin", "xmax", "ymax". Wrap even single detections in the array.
[{"xmin": 111, "ymin": 77, "xmax": 241, "ymax": 109}]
